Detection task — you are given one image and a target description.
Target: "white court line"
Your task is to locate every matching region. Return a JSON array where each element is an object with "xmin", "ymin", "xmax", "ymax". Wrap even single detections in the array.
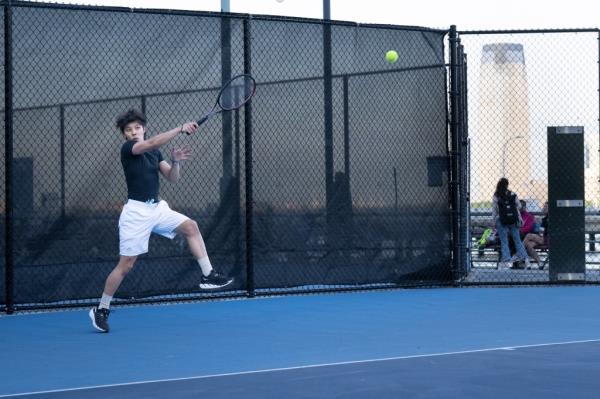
[{"xmin": 2, "ymin": 338, "xmax": 600, "ymax": 398}]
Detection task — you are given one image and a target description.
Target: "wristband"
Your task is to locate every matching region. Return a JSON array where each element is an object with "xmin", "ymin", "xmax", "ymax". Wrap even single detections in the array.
[{"xmin": 172, "ymin": 160, "xmax": 180, "ymax": 166}]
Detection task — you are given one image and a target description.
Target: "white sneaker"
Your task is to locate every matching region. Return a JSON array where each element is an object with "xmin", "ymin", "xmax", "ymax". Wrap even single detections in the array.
[
  {"xmin": 499, "ymin": 261, "xmax": 512, "ymax": 269},
  {"xmin": 524, "ymin": 259, "xmax": 531, "ymax": 269},
  {"xmin": 509, "ymin": 255, "xmax": 520, "ymax": 263}
]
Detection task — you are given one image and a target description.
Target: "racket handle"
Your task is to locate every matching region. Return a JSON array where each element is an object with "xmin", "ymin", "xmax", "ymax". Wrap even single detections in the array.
[
  {"xmin": 184, "ymin": 115, "xmax": 209, "ymax": 135},
  {"xmin": 197, "ymin": 115, "xmax": 210, "ymax": 126}
]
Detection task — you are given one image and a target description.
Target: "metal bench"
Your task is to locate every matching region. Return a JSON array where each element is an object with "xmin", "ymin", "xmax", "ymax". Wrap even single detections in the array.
[{"xmin": 471, "ymin": 226, "xmax": 548, "ymax": 270}]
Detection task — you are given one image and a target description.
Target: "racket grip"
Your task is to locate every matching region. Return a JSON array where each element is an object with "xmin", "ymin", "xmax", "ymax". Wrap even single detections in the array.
[
  {"xmin": 184, "ymin": 115, "xmax": 209, "ymax": 135},
  {"xmin": 197, "ymin": 115, "xmax": 209, "ymax": 126}
]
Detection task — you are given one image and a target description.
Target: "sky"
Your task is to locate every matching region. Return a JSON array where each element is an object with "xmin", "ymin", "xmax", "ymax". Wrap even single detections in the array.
[{"xmin": 25, "ymin": 0, "xmax": 600, "ymax": 31}]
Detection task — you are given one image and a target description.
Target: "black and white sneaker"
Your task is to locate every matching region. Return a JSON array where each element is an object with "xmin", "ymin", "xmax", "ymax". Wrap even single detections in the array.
[
  {"xmin": 89, "ymin": 307, "xmax": 110, "ymax": 333},
  {"xmin": 199, "ymin": 270, "xmax": 233, "ymax": 290}
]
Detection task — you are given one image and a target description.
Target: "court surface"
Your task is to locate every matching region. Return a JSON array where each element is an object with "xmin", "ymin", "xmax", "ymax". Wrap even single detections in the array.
[{"xmin": 1, "ymin": 286, "xmax": 599, "ymax": 398}]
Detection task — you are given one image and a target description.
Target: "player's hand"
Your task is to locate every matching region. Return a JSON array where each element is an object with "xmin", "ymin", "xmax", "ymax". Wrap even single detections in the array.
[
  {"xmin": 180, "ymin": 122, "xmax": 199, "ymax": 135},
  {"xmin": 171, "ymin": 146, "xmax": 192, "ymax": 162}
]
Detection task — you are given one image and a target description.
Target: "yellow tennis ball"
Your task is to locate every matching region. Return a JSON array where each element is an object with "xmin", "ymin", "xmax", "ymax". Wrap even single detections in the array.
[{"xmin": 385, "ymin": 50, "xmax": 398, "ymax": 64}]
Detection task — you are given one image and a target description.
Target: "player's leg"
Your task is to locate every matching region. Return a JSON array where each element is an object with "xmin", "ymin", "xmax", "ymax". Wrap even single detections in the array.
[
  {"xmin": 103, "ymin": 255, "xmax": 138, "ymax": 297},
  {"xmin": 154, "ymin": 201, "xmax": 233, "ymax": 289},
  {"xmin": 90, "ymin": 200, "xmax": 153, "ymax": 333},
  {"xmin": 90, "ymin": 255, "xmax": 138, "ymax": 333},
  {"xmin": 175, "ymin": 219, "xmax": 234, "ymax": 289},
  {"xmin": 176, "ymin": 219, "xmax": 208, "ymax": 264}
]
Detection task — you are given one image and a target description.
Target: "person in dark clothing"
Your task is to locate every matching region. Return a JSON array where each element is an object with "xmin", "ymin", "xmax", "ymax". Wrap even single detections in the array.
[
  {"xmin": 90, "ymin": 109, "xmax": 233, "ymax": 333},
  {"xmin": 492, "ymin": 178, "xmax": 530, "ymax": 269}
]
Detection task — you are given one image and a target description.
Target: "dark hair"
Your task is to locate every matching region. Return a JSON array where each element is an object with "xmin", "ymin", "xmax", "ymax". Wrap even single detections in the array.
[
  {"xmin": 494, "ymin": 177, "xmax": 509, "ymax": 199},
  {"xmin": 520, "ymin": 200, "xmax": 526, "ymax": 208},
  {"xmin": 116, "ymin": 108, "xmax": 146, "ymax": 133}
]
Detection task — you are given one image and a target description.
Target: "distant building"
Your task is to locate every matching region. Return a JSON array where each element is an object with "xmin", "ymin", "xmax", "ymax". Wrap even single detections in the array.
[
  {"xmin": 472, "ymin": 43, "xmax": 534, "ymax": 205},
  {"xmin": 471, "ymin": 42, "xmax": 599, "ymax": 209}
]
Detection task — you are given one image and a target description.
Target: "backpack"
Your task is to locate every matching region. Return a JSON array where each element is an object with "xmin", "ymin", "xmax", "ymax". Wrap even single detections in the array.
[{"xmin": 498, "ymin": 191, "xmax": 518, "ymax": 225}]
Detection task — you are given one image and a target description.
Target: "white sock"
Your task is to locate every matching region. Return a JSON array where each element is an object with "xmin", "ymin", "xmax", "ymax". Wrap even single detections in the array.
[
  {"xmin": 99, "ymin": 293, "xmax": 112, "ymax": 310},
  {"xmin": 197, "ymin": 256, "xmax": 214, "ymax": 277}
]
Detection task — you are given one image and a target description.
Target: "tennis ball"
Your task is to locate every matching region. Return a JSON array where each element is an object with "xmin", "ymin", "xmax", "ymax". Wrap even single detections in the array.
[{"xmin": 385, "ymin": 50, "xmax": 398, "ymax": 64}]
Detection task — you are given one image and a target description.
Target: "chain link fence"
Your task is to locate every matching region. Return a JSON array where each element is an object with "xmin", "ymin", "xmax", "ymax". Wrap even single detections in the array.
[
  {"xmin": 0, "ymin": 6, "xmax": 4, "ymax": 312},
  {"xmin": 458, "ymin": 29, "xmax": 600, "ymax": 284},
  {"xmin": 7, "ymin": 5, "xmax": 596, "ymax": 312},
  {"xmin": 1, "ymin": 3, "xmax": 452, "ymax": 311}
]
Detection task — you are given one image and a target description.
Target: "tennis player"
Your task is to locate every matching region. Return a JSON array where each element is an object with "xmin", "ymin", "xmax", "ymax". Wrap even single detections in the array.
[{"xmin": 90, "ymin": 109, "xmax": 233, "ymax": 333}]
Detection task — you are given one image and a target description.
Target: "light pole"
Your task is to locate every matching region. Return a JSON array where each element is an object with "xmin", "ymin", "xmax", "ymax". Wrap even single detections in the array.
[
  {"xmin": 221, "ymin": 1, "xmax": 330, "ymax": 16},
  {"xmin": 501, "ymin": 135, "xmax": 525, "ymax": 177},
  {"xmin": 221, "ymin": 0, "xmax": 229, "ymax": 12},
  {"xmin": 323, "ymin": 0, "xmax": 330, "ymax": 19}
]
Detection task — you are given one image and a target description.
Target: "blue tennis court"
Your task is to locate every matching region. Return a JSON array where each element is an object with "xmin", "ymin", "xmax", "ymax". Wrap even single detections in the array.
[{"xmin": 1, "ymin": 286, "xmax": 599, "ymax": 398}]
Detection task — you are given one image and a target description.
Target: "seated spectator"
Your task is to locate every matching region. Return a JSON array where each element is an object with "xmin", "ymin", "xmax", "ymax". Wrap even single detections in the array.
[
  {"xmin": 519, "ymin": 200, "xmax": 536, "ymax": 238},
  {"xmin": 523, "ymin": 201, "xmax": 549, "ymax": 268}
]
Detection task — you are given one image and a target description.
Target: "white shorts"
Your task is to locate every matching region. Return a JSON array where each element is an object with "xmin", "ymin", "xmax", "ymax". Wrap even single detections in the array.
[{"xmin": 119, "ymin": 199, "xmax": 189, "ymax": 256}]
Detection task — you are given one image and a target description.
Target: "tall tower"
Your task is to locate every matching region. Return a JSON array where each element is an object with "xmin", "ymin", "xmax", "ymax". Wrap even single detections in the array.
[{"xmin": 472, "ymin": 43, "xmax": 532, "ymax": 203}]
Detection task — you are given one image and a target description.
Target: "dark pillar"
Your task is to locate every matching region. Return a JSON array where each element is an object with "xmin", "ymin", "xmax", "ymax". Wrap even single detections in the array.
[{"xmin": 547, "ymin": 126, "xmax": 586, "ymax": 281}]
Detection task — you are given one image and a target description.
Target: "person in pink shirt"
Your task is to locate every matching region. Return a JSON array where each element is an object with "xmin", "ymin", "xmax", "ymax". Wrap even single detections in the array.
[{"xmin": 519, "ymin": 200, "xmax": 536, "ymax": 239}]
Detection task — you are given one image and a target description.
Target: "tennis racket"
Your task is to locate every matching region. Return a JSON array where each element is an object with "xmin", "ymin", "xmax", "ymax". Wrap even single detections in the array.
[{"xmin": 196, "ymin": 74, "xmax": 256, "ymax": 127}]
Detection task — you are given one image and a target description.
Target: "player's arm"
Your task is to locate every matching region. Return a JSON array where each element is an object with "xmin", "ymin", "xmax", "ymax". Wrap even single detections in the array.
[
  {"xmin": 159, "ymin": 160, "xmax": 180, "ymax": 183},
  {"xmin": 132, "ymin": 122, "xmax": 198, "ymax": 155},
  {"xmin": 159, "ymin": 146, "xmax": 192, "ymax": 183}
]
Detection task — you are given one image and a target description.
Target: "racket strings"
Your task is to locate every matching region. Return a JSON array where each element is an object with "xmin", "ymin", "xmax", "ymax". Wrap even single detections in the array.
[{"xmin": 218, "ymin": 76, "xmax": 255, "ymax": 110}]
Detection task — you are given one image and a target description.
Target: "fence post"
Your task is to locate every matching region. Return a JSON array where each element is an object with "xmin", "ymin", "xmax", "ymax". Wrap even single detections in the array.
[
  {"xmin": 343, "ymin": 76, "xmax": 350, "ymax": 182},
  {"xmin": 457, "ymin": 42, "xmax": 469, "ymax": 278},
  {"xmin": 460, "ymin": 46, "xmax": 471, "ymax": 276},
  {"xmin": 448, "ymin": 25, "xmax": 462, "ymax": 278},
  {"xmin": 4, "ymin": 0, "xmax": 14, "ymax": 314},
  {"xmin": 59, "ymin": 105, "xmax": 66, "ymax": 219},
  {"xmin": 243, "ymin": 18, "xmax": 255, "ymax": 297},
  {"xmin": 220, "ymin": 15, "xmax": 233, "ymax": 202},
  {"xmin": 323, "ymin": 17, "xmax": 334, "ymax": 229}
]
